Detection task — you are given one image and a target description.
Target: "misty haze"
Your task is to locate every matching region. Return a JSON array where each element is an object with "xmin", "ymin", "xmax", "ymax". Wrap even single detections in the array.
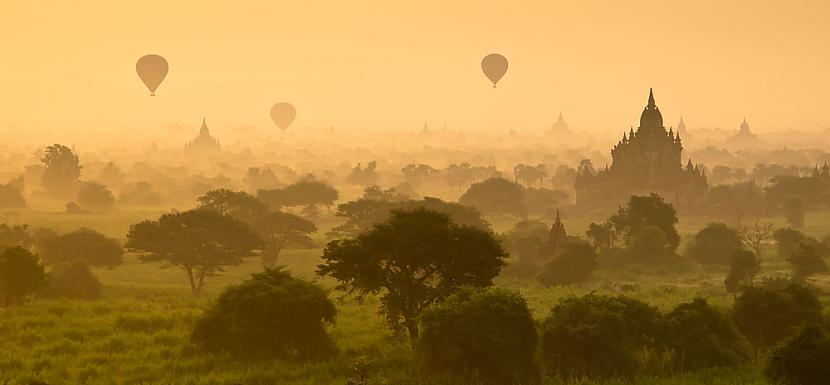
[{"xmin": 1, "ymin": 1, "xmax": 830, "ymax": 385}]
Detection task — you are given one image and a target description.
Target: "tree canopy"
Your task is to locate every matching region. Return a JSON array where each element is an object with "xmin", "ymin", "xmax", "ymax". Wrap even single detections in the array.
[
  {"xmin": 37, "ymin": 228, "xmax": 124, "ymax": 267},
  {"xmin": 0, "ymin": 246, "xmax": 47, "ymax": 307},
  {"xmin": 459, "ymin": 177, "xmax": 526, "ymax": 217}
]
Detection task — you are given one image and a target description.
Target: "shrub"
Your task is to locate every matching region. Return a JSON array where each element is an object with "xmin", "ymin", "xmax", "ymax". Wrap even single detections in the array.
[
  {"xmin": 191, "ymin": 267, "xmax": 336, "ymax": 359},
  {"xmin": 419, "ymin": 287, "xmax": 540, "ymax": 385},
  {"xmin": 0, "ymin": 246, "xmax": 47, "ymax": 306},
  {"xmin": 765, "ymin": 326, "xmax": 830, "ymax": 385},
  {"xmin": 37, "ymin": 228, "xmax": 124, "ymax": 267},
  {"xmin": 786, "ymin": 242, "xmax": 828, "ymax": 281},
  {"xmin": 724, "ymin": 250, "xmax": 760, "ymax": 293},
  {"xmin": 732, "ymin": 281, "xmax": 823, "ymax": 349},
  {"xmin": 536, "ymin": 238, "xmax": 599, "ymax": 286},
  {"xmin": 662, "ymin": 298, "xmax": 749, "ymax": 371},
  {"xmin": 76, "ymin": 182, "xmax": 116, "ymax": 210},
  {"xmin": 41, "ymin": 261, "xmax": 101, "ymax": 300},
  {"xmin": 685, "ymin": 222, "xmax": 743, "ymax": 265},
  {"xmin": 459, "ymin": 177, "xmax": 526, "ymax": 217},
  {"xmin": 539, "ymin": 294, "xmax": 662, "ymax": 379},
  {"xmin": 501, "ymin": 220, "xmax": 548, "ymax": 278}
]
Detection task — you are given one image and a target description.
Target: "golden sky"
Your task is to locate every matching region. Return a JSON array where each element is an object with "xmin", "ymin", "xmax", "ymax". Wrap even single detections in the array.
[{"xmin": 2, "ymin": 0, "xmax": 829, "ymax": 138}]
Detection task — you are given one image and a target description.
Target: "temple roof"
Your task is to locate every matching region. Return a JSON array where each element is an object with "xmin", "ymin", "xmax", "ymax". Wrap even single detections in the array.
[{"xmin": 639, "ymin": 88, "xmax": 664, "ymax": 130}]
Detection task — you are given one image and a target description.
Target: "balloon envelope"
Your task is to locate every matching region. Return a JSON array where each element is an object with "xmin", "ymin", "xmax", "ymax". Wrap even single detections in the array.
[
  {"xmin": 136, "ymin": 54, "xmax": 169, "ymax": 96},
  {"xmin": 270, "ymin": 103, "xmax": 296, "ymax": 132},
  {"xmin": 481, "ymin": 53, "xmax": 508, "ymax": 87}
]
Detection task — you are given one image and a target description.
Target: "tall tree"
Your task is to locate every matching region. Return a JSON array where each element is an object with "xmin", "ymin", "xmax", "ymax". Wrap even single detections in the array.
[
  {"xmin": 318, "ymin": 209, "xmax": 507, "ymax": 346},
  {"xmin": 41, "ymin": 144, "xmax": 81, "ymax": 199},
  {"xmin": 609, "ymin": 193, "xmax": 680, "ymax": 255},
  {"xmin": 125, "ymin": 210, "xmax": 262, "ymax": 297}
]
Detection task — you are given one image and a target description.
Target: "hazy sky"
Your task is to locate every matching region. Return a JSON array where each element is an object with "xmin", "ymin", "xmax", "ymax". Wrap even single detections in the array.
[{"xmin": 2, "ymin": 0, "xmax": 829, "ymax": 138}]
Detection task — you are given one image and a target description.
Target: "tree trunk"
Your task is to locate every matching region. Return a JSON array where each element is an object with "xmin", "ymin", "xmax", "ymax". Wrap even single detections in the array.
[
  {"xmin": 185, "ymin": 265, "xmax": 198, "ymax": 298},
  {"xmin": 405, "ymin": 317, "xmax": 419, "ymax": 349}
]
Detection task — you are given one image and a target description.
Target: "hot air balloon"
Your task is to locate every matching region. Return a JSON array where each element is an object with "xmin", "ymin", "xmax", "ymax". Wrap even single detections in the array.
[
  {"xmin": 270, "ymin": 102, "xmax": 296, "ymax": 133},
  {"xmin": 481, "ymin": 53, "xmax": 508, "ymax": 88},
  {"xmin": 136, "ymin": 54, "xmax": 169, "ymax": 96}
]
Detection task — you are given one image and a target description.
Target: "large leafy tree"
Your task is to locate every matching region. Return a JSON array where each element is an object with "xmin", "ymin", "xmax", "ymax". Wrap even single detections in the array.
[
  {"xmin": 125, "ymin": 210, "xmax": 262, "ymax": 297},
  {"xmin": 318, "ymin": 209, "xmax": 507, "ymax": 346},
  {"xmin": 459, "ymin": 177, "xmax": 526, "ymax": 217},
  {"xmin": 197, "ymin": 189, "xmax": 317, "ymax": 266},
  {"xmin": 41, "ymin": 144, "xmax": 81, "ymax": 199},
  {"xmin": 37, "ymin": 228, "xmax": 124, "ymax": 267},
  {"xmin": 609, "ymin": 193, "xmax": 680, "ymax": 256},
  {"xmin": 685, "ymin": 222, "xmax": 744, "ymax": 265},
  {"xmin": 257, "ymin": 180, "xmax": 339, "ymax": 217},
  {"xmin": 0, "ymin": 246, "xmax": 47, "ymax": 307}
]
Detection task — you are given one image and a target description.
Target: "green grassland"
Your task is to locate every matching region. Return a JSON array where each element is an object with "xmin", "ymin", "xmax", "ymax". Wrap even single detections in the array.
[{"xmin": 1, "ymin": 208, "xmax": 829, "ymax": 384}]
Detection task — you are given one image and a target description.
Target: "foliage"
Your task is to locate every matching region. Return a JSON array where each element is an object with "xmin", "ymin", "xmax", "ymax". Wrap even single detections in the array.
[
  {"xmin": 586, "ymin": 221, "xmax": 614, "ymax": 250},
  {"xmin": 318, "ymin": 209, "xmax": 507, "ymax": 345},
  {"xmin": 459, "ymin": 177, "xmax": 526, "ymax": 217},
  {"xmin": 0, "ymin": 246, "xmax": 47, "ymax": 306},
  {"xmin": 732, "ymin": 281, "xmax": 824, "ymax": 349},
  {"xmin": 40, "ymin": 144, "xmax": 81, "ymax": 199},
  {"xmin": 627, "ymin": 225, "xmax": 670, "ymax": 262},
  {"xmin": 192, "ymin": 268, "xmax": 336, "ymax": 359},
  {"xmin": 610, "ymin": 194, "xmax": 680, "ymax": 256},
  {"xmin": 118, "ymin": 182, "xmax": 163, "ymax": 206},
  {"xmin": 536, "ymin": 238, "xmax": 599, "ymax": 286},
  {"xmin": 125, "ymin": 209, "xmax": 263, "ymax": 297},
  {"xmin": 77, "ymin": 182, "xmax": 116, "ymax": 210},
  {"xmin": 724, "ymin": 250, "xmax": 761, "ymax": 293},
  {"xmin": 37, "ymin": 228, "xmax": 124, "ymax": 267},
  {"xmin": 513, "ymin": 163, "xmax": 548, "ymax": 188},
  {"xmin": 419, "ymin": 287, "xmax": 540, "ymax": 385},
  {"xmin": 686, "ymin": 222, "xmax": 744, "ymax": 265},
  {"xmin": 786, "ymin": 242, "xmax": 828, "ymax": 281},
  {"xmin": 0, "ymin": 223, "xmax": 34, "ymax": 250},
  {"xmin": 0, "ymin": 182, "xmax": 26, "ymax": 209},
  {"xmin": 662, "ymin": 298, "xmax": 749, "ymax": 371},
  {"xmin": 765, "ymin": 326, "xmax": 830, "ymax": 385},
  {"xmin": 539, "ymin": 294, "xmax": 663, "ymax": 379},
  {"xmin": 500, "ymin": 220, "xmax": 548, "ymax": 277},
  {"xmin": 774, "ymin": 228, "xmax": 806, "ymax": 259},
  {"xmin": 41, "ymin": 261, "xmax": 102, "ymax": 300},
  {"xmin": 703, "ymin": 182, "xmax": 765, "ymax": 219},
  {"xmin": 257, "ymin": 180, "xmax": 339, "ymax": 215},
  {"xmin": 523, "ymin": 187, "xmax": 569, "ymax": 216},
  {"xmin": 782, "ymin": 196, "xmax": 805, "ymax": 228},
  {"xmin": 328, "ymin": 196, "xmax": 490, "ymax": 238}
]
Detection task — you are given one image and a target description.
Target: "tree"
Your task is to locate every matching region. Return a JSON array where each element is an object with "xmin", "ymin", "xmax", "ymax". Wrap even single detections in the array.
[
  {"xmin": 347, "ymin": 161, "xmax": 379, "ymax": 187},
  {"xmin": 459, "ymin": 177, "xmax": 526, "ymax": 217},
  {"xmin": 0, "ymin": 223, "xmax": 34, "ymax": 250},
  {"xmin": 118, "ymin": 182, "xmax": 162, "ymax": 206},
  {"xmin": 740, "ymin": 219, "xmax": 775, "ymax": 263},
  {"xmin": 318, "ymin": 209, "xmax": 507, "ymax": 346},
  {"xmin": 37, "ymin": 228, "xmax": 124, "ymax": 267},
  {"xmin": 540, "ymin": 294, "xmax": 662, "ymax": 379},
  {"xmin": 243, "ymin": 167, "xmax": 281, "ymax": 191},
  {"xmin": 501, "ymin": 220, "xmax": 549, "ymax": 277},
  {"xmin": 765, "ymin": 326, "xmax": 830, "ymax": 385},
  {"xmin": 610, "ymin": 194, "xmax": 680, "ymax": 256},
  {"xmin": 125, "ymin": 210, "xmax": 263, "ymax": 297},
  {"xmin": 782, "ymin": 196, "xmax": 805, "ymax": 228},
  {"xmin": 774, "ymin": 228, "xmax": 806, "ymax": 259},
  {"xmin": 0, "ymin": 182, "xmax": 26, "ymax": 209},
  {"xmin": 586, "ymin": 222, "xmax": 614, "ymax": 250},
  {"xmin": 513, "ymin": 163, "xmax": 548, "ymax": 188},
  {"xmin": 523, "ymin": 187, "xmax": 568, "ymax": 216},
  {"xmin": 662, "ymin": 298, "xmax": 749, "ymax": 371},
  {"xmin": 536, "ymin": 238, "xmax": 599, "ymax": 286},
  {"xmin": 685, "ymin": 222, "xmax": 744, "ymax": 265},
  {"xmin": 76, "ymin": 182, "xmax": 116, "ymax": 210},
  {"xmin": 732, "ymin": 281, "xmax": 823, "ymax": 350},
  {"xmin": 257, "ymin": 180, "xmax": 339, "ymax": 217},
  {"xmin": 41, "ymin": 144, "xmax": 81, "ymax": 199},
  {"xmin": 419, "ymin": 287, "xmax": 540, "ymax": 385},
  {"xmin": 401, "ymin": 164, "xmax": 438, "ymax": 191},
  {"xmin": 724, "ymin": 249, "xmax": 761, "ymax": 293},
  {"xmin": 787, "ymin": 242, "xmax": 828, "ymax": 281},
  {"xmin": 191, "ymin": 268, "xmax": 336, "ymax": 359},
  {"xmin": 0, "ymin": 246, "xmax": 47, "ymax": 307},
  {"xmin": 197, "ymin": 189, "xmax": 317, "ymax": 266},
  {"xmin": 41, "ymin": 261, "xmax": 102, "ymax": 300}
]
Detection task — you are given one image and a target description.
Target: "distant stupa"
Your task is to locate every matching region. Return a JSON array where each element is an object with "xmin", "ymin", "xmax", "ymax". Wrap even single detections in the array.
[
  {"xmin": 726, "ymin": 118, "xmax": 760, "ymax": 148},
  {"xmin": 676, "ymin": 116, "xmax": 692, "ymax": 142},
  {"xmin": 548, "ymin": 111, "xmax": 570, "ymax": 135},
  {"xmin": 542, "ymin": 209, "xmax": 568, "ymax": 257},
  {"xmin": 185, "ymin": 118, "xmax": 220, "ymax": 154}
]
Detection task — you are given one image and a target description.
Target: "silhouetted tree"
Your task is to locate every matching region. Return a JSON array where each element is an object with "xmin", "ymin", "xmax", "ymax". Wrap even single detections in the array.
[
  {"xmin": 118, "ymin": 182, "xmax": 162, "ymax": 206},
  {"xmin": 191, "ymin": 267, "xmax": 336, "ymax": 359},
  {"xmin": 740, "ymin": 219, "xmax": 775, "ymax": 263},
  {"xmin": 732, "ymin": 280, "xmax": 823, "ymax": 350},
  {"xmin": 96, "ymin": 162, "xmax": 125, "ymax": 188},
  {"xmin": 523, "ymin": 187, "xmax": 568, "ymax": 216},
  {"xmin": 459, "ymin": 177, "xmax": 526, "ymax": 217},
  {"xmin": 774, "ymin": 227, "xmax": 806, "ymax": 259},
  {"xmin": 0, "ymin": 223, "xmax": 34, "ymax": 250},
  {"xmin": 41, "ymin": 260, "xmax": 101, "ymax": 300},
  {"xmin": 76, "ymin": 182, "xmax": 116, "ymax": 210},
  {"xmin": 513, "ymin": 163, "xmax": 548, "ymax": 188},
  {"xmin": 0, "ymin": 246, "xmax": 47, "ymax": 307},
  {"xmin": 419, "ymin": 287, "xmax": 540, "ymax": 385},
  {"xmin": 765, "ymin": 326, "xmax": 830, "ymax": 385},
  {"xmin": 586, "ymin": 221, "xmax": 614, "ymax": 250},
  {"xmin": 724, "ymin": 249, "xmax": 761, "ymax": 293},
  {"xmin": 787, "ymin": 242, "xmax": 828, "ymax": 281},
  {"xmin": 782, "ymin": 196, "xmax": 805, "ymax": 228},
  {"xmin": 243, "ymin": 166, "xmax": 281, "ymax": 191},
  {"xmin": 257, "ymin": 180, "xmax": 339, "ymax": 217},
  {"xmin": 37, "ymin": 228, "xmax": 124, "ymax": 267},
  {"xmin": 318, "ymin": 209, "xmax": 507, "ymax": 346},
  {"xmin": 347, "ymin": 161, "xmax": 379, "ymax": 186},
  {"xmin": 685, "ymin": 222, "xmax": 744, "ymax": 265},
  {"xmin": 501, "ymin": 220, "xmax": 549, "ymax": 277},
  {"xmin": 0, "ymin": 181, "xmax": 26, "ymax": 209},
  {"xmin": 536, "ymin": 238, "xmax": 599, "ymax": 286},
  {"xmin": 401, "ymin": 164, "xmax": 438, "ymax": 191},
  {"xmin": 610, "ymin": 194, "xmax": 680, "ymax": 257},
  {"xmin": 125, "ymin": 210, "xmax": 262, "ymax": 297},
  {"xmin": 40, "ymin": 144, "xmax": 81, "ymax": 199}
]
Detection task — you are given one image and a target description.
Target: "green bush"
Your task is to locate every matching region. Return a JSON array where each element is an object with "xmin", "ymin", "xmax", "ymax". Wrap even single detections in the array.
[
  {"xmin": 0, "ymin": 246, "xmax": 47, "ymax": 306},
  {"xmin": 765, "ymin": 326, "xmax": 830, "ymax": 385},
  {"xmin": 539, "ymin": 294, "xmax": 662, "ymax": 379},
  {"xmin": 732, "ymin": 281, "xmax": 823, "ymax": 349},
  {"xmin": 191, "ymin": 267, "xmax": 336, "ymax": 360},
  {"xmin": 536, "ymin": 238, "xmax": 598, "ymax": 286},
  {"xmin": 685, "ymin": 222, "xmax": 743, "ymax": 265},
  {"xmin": 41, "ymin": 261, "xmax": 102, "ymax": 300},
  {"xmin": 419, "ymin": 287, "xmax": 540, "ymax": 385},
  {"xmin": 662, "ymin": 298, "xmax": 749, "ymax": 370}
]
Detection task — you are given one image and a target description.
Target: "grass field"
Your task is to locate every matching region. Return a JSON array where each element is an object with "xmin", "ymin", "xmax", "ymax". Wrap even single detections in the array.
[{"xmin": 1, "ymin": 208, "xmax": 828, "ymax": 384}]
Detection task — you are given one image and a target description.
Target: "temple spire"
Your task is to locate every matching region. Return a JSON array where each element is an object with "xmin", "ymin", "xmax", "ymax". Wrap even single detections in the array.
[
  {"xmin": 199, "ymin": 118, "xmax": 209, "ymax": 136},
  {"xmin": 555, "ymin": 209, "xmax": 561, "ymax": 225},
  {"xmin": 647, "ymin": 88, "xmax": 655, "ymax": 108}
]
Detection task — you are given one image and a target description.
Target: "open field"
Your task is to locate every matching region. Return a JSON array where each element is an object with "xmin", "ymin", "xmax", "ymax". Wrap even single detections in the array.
[{"xmin": 1, "ymin": 208, "xmax": 829, "ymax": 385}]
